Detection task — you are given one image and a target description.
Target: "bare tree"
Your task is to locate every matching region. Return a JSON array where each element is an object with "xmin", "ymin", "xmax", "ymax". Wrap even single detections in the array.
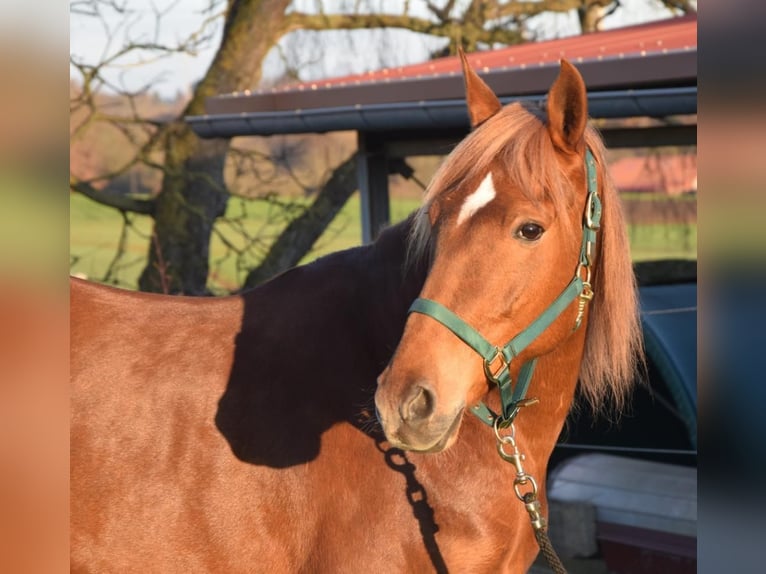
[{"xmin": 70, "ymin": 0, "xmax": 696, "ymax": 294}]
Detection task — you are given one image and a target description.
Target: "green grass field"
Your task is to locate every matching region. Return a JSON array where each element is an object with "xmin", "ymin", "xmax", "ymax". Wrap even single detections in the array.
[
  {"xmin": 70, "ymin": 191, "xmax": 695, "ymax": 292},
  {"xmin": 628, "ymin": 222, "xmax": 697, "ymax": 261},
  {"xmin": 70, "ymin": 192, "xmax": 422, "ymax": 292}
]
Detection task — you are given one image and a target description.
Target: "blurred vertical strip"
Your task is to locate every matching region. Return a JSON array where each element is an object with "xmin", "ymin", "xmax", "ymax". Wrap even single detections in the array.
[
  {"xmin": 0, "ymin": 1, "xmax": 68, "ymax": 572},
  {"xmin": 699, "ymin": 2, "xmax": 766, "ymax": 573}
]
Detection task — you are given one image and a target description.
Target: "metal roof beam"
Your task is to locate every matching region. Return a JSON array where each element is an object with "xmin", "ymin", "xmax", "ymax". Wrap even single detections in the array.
[{"xmin": 187, "ymin": 87, "xmax": 696, "ymax": 140}]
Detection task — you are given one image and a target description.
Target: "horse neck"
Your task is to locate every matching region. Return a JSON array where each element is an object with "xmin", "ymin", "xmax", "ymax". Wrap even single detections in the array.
[{"xmin": 518, "ymin": 326, "xmax": 588, "ymax": 471}]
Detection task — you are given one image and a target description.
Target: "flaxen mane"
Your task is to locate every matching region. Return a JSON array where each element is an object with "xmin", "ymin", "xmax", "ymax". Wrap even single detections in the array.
[{"xmin": 407, "ymin": 101, "xmax": 642, "ymax": 414}]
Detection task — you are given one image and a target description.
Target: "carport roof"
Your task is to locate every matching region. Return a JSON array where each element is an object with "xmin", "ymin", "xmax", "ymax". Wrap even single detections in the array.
[{"xmin": 187, "ymin": 14, "xmax": 696, "ymax": 138}]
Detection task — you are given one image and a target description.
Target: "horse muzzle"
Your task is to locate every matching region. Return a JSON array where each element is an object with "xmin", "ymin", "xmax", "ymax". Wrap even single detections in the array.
[{"xmin": 375, "ymin": 378, "xmax": 464, "ymax": 453}]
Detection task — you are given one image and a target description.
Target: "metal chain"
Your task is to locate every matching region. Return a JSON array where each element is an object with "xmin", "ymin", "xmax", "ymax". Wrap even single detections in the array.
[{"xmin": 493, "ymin": 420, "xmax": 568, "ymax": 574}]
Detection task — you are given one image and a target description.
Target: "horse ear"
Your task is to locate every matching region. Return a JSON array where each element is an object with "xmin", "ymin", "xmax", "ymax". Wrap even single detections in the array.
[
  {"xmin": 459, "ymin": 48, "xmax": 502, "ymax": 128},
  {"xmin": 546, "ymin": 59, "xmax": 588, "ymax": 153}
]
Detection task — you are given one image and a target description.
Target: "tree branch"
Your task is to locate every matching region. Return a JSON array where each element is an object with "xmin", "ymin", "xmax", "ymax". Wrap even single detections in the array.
[
  {"xmin": 70, "ymin": 177, "xmax": 156, "ymax": 215},
  {"xmin": 494, "ymin": 0, "xmax": 585, "ymax": 19},
  {"xmin": 425, "ymin": 0, "xmax": 457, "ymax": 21},
  {"xmin": 243, "ymin": 153, "xmax": 357, "ymax": 288},
  {"xmin": 283, "ymin": 12, "xmax": 457, "ymax": 38},
  {"xmin": 658, "ymin": 0, "xmax": 696, "ymax": 13}
]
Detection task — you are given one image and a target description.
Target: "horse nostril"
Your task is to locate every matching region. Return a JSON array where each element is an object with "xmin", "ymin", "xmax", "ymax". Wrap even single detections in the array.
[{"xmin": 404, "ymin": 385, "xmax": 436, "ymax": 422}]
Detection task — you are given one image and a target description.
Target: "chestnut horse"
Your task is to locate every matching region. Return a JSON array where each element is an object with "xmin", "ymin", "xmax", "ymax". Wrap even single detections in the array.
[{"xmin": 71, "ymin": 56, "xmax": 641, "ymax": 573}]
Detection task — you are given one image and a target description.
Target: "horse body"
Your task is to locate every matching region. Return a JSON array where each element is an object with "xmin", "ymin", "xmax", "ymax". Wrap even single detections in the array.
[
  {"xmin": 71, "ymin": 56, "xmax": 640, "ymax": 573},
  {"xmin": 70, "ymin": 221, "xmax": 548, "ymax": 572}
]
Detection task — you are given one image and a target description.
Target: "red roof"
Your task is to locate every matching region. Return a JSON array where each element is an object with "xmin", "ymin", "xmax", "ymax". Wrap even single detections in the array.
[
  {"xmin": 275, "ymin": 14, "xmax": 696, "ymax": 92},
  {"xmin": 202, "ymin": 14, "xmax": 696, "ymax": 120}
]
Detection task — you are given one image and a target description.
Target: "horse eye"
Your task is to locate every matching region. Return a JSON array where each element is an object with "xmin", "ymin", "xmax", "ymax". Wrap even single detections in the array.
[{"xmin": 517, "ymin": 222, "xmax": 544, "ymax": 241}]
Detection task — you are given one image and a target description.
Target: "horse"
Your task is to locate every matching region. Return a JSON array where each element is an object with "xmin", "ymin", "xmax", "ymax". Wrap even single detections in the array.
[{"xmin": 70, "ymin": 54, "xmax": 641, "ymax": 573}]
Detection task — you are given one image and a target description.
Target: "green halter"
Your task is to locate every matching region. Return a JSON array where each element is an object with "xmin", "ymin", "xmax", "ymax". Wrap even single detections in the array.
[{"xmin": 408, "ymin": 149, "xmax": 601, "ymax": 428}]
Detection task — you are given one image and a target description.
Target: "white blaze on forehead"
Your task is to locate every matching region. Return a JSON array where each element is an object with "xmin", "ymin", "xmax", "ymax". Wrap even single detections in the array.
[{"xmin": 457, "ymin": 172, "xmax": 496, "ymax": 225}]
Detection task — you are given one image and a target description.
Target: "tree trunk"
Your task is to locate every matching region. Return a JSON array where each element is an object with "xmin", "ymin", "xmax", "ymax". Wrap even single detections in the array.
[
  {"xmin": 243, "ymin": 154, "xmax": 358, "ymax": 288},
  {"xmin": 138, "ymin": 125, "xmax": 229, "ymax": 294},
  {"xmin": 138, "ymin": 0, "xmax": 291, "ymax": 294}
]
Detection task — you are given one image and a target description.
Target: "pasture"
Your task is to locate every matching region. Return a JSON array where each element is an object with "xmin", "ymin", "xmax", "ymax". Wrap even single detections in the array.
[
  {"xmin": 69, "ymin": 192, "xmax": 420, "ymax": 292},
  {"xmin": 70, "ymin": 189, "xmax": 695, "ymax": 293}
]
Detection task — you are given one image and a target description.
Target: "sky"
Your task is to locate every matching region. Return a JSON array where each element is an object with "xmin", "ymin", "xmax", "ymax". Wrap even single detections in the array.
[{"xmin": 69, "ymin": 0, "xmax": 687, "ymax": 99}]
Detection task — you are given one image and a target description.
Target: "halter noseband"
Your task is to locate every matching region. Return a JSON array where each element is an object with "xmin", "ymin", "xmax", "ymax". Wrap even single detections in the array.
[{"xmin": 408, "ymin": 149, "xmax": 602, "ymax": 428}]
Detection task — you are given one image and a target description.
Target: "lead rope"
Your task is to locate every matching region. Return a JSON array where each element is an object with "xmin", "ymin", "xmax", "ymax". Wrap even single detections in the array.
[
  {"xmin": 533, "ymin": 520, "xmax": 567, "ymax": 574},
  {"xmin": 494, "ymin": 420, "xmax": 567, "ymax": 574}
]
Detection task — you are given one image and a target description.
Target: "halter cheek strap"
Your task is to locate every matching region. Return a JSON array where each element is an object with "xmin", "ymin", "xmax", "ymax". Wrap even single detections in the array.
[{"xmin": 408, "ymin": 150, "xmax": 601, "ymax": 427}]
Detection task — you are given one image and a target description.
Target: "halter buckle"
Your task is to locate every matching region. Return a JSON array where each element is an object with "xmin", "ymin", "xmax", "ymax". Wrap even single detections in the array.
[{"xmin": 483, "ymin": 347, "xmax": 509, "ymax": 384}]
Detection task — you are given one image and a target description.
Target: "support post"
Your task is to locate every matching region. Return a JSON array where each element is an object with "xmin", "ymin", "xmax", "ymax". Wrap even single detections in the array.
[{"xmin": 357, "ymin": 131, "xmax": 391, "ymax": 244}]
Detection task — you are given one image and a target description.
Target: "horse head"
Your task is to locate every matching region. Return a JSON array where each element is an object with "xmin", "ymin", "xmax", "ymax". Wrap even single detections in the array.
[{"xmin": 375, "ymin": 54, "xmax": 639, "ymax": 453}]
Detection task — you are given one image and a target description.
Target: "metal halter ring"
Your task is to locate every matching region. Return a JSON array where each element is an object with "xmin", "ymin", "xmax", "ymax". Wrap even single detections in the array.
[
  {"xmin": 576, "ymin": 260, "xmax": 592, "ymax": 286},
  {"xmin": 514, "ymin": 474, "xmax": 539, "ymax": 501},
  {"xmin": 493, "ymin": 418, "xmax": 516, "ymax": 444},
  {"xmin": 575, "ymin": 240, "xmax": 594, "ymax": 282}
]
